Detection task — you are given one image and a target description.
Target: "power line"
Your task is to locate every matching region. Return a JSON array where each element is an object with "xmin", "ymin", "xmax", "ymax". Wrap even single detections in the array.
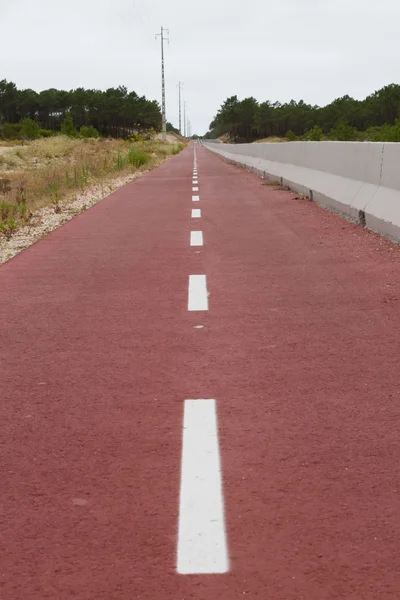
[{"xmin": 155, "ymin": 26, "xmax": 169, "ymax": 141}]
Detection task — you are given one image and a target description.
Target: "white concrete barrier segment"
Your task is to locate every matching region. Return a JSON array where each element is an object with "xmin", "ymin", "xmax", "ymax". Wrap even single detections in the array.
[{"xmin": 203, "ymin": 141, "xmax": 400, "ymax": 243}]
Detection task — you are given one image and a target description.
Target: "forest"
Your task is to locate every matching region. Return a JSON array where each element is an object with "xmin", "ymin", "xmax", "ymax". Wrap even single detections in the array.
[
  {"xmin": 206, "ymin": 84, "xmax": 400, "ymax": 143},
  {"xmin": 0, "ymin": 79, "xmax": 162, "ymax": 139}
]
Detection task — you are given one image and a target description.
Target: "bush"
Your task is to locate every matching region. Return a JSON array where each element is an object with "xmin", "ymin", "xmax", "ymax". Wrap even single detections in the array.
[
  {"xmin": 329, "ymin": 119, "xmax": 358, "ymax": 141},
  {"xmin": 127, "ymin": 147, "xmax": 150, "ymax": 167},
  {"xmin": 307, "ymin": 125, "xmax": 323, "ymax": 141},
  {"xmin": 1, "ymin": 122, "xmax": 22, "ymax": 139},
  {"xmin": 19, "ymin": 118, "xmax": 41, "ymax": 139},
  {"xmin": 80, "ymin": 125, "xmax": 100, "ymax": 139},
  {"xmin": 61, "ymin": 112, "xmax": 78, "ymax": 137},
  {"xmin": 39, "ymin": 129, "xmax": 54, "ymax": 138},
  {"xmin": 385, "ymin": 119, "xmax": 400, "ymax": 142},
  {"xmin": 128, "ymin": 126, "xmax": 156, "ymax": 142},
  {"xmin": 286, "ymin": 130, "xmax": 297, "ymax": 141},
  {"xmin": 171, "ymin": 143, "xmax": 184, "ymax": 154}
]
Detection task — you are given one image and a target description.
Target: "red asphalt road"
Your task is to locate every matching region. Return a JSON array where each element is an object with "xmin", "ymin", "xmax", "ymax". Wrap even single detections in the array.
[{"xmin": 1, "ymin": 144, "xmax": 400, "ymax": 599}]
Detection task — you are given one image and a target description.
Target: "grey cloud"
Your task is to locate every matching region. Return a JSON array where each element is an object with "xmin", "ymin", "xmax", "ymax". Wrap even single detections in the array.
[{"xmin": 1, "ymin": 0, "xmax": 399, "ymax": 134}]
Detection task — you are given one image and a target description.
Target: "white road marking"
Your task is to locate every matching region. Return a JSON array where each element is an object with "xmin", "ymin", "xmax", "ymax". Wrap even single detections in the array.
[
  {"xmin": 177, "ymin": 399, "xmax": 228, "ymax": 574},
  {"xmin": 193, "ymin": 187, "xmax": 199, "ymax": 192},
  {"xmin": 191, "ymin": 209, "xmax": 201, "ymax": 218},
  {"xmin": 190, "ymin": 231, "xmax": 203, "ymax": 247},
  {"xmin": 193, "ymin": 179, "xmax": 198, "ymax": 184},
  {"xmin": 192, "ymin": 195, "xmax": 200, "ymax": 202},
  {"xmin": 188, "ymin": 275, "xmax": 208, "ymax": 311}
]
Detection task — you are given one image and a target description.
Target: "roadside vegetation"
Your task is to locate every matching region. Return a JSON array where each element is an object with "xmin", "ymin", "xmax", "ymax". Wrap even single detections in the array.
[
  {"xmin": 0, "ymin": 111, "xmax": 184, "ymax": 240},
  {"xmin": 205, "ymin": 84, "xmax": 400, "ymax": 143}
]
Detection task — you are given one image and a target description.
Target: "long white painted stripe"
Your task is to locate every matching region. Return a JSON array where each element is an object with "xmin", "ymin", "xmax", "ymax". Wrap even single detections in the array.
[
  {"xmin": 177, "ymin": 399, "xmax": 228, "ymax": 574},
  {"xmin": 190, "ymin": 231, "xmax": 203, "ymax": 246},
  {"xmin": 188, "ymin": 275, "xmax": 208, "ymax": 311},
  {"xmin": 192, "ymin": 195, "xmax": 200, "ymax": 202},
  {"xmin": 193, "ymin": 187, "xmax": 199, "ymax": 192},
  {"xmin": 191, "ymin": 209, "xmax": 201, "ymax": 218}
]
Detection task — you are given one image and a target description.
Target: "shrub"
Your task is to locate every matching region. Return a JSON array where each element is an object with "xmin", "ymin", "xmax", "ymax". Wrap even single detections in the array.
[
  {"xmin": 286, "ymin": 129, "xmax": 297, "ymax": 141},
  {"xmin": 127, "ymin": 147, "xmax": 150, "ymax": 167},
  {"xmin": 61, "ymin": 112, "xmax": 78, "ymax": 137},
  {"xmin": 128, "ymin": 126, "xmax": 156, "ymax": 142},
  {"xmin": 171, "ymin": 143, "xmax": 184, "ymax": 155},
  {"xmin": 365, "ymin": 126, "xmax": 382, "ymax": 141},
  {"xmin": 0, "ymin": 216, "xmax": 17, "ymax": 239},
  {"xmin": 386, "ymin": 119, "xmax": 400, "ymax": 142},
  {"xmin": 39, "ymin": 129, "xmax": 53, "ymax": 138},
  {"xmin": 80, "ymin": 125, "xmax": 100, "ymax": 139},
  {"xmin": 0, "ymin": 202, "xmax": 13, "ymax": 220},
  {"xmin": 329, "ymin": 119, "xmax": 358, "ymax": 141},
  {"xmin": 19, "ymin": 118, "xmax": 41, "ymax": 139},
  {"xmin": 307, "ymin": 125, "xmax": 323, "ymax": 141},
  {"xmin": 1, "ymin": 122, "xmax": 22, "ymax": 139}
]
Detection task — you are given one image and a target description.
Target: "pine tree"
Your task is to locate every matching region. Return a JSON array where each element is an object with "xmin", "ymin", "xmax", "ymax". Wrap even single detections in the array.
[{"xmin": 61, "ymin": 112, "xmax": 78, "ymax": 137}]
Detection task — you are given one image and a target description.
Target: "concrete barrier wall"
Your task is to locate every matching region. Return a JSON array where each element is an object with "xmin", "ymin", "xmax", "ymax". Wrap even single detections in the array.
[{"xmin": 203, "ymin": 141, "xmax": 400, "ymax": 242}]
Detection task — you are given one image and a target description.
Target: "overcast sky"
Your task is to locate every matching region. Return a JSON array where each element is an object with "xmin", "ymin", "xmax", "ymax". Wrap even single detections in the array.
[{"xmin": 1, "ymin": 0, "xmax": 399, "ymax": 134}]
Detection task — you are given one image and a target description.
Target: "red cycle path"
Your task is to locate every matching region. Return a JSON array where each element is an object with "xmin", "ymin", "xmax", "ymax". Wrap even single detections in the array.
[{"xmin": 1, "ymin": 144, "xmax": 400, "ymax": 599}]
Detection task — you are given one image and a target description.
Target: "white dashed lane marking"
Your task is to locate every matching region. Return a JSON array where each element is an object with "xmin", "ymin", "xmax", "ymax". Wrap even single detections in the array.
[
  {"xmin": 191, "ymin": 209, "xmax": 201, "ymax": 218},
  {"xmin": 177, "ymin": 399, "xmax": 229, "ymax": 574},
  {"xmin": 188, "ymin": 275, "xmax": 208, "ymax": 311},
  {"xmin": 190, "ymin": 231, "xmax": 203, "ymax": 247}
]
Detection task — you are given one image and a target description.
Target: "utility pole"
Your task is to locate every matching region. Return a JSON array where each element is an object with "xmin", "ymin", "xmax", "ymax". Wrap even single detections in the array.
[
  {"xmin": 177, "ymin": 82, "xmax": 183, "ymax": 135},
  {"xmin": 155, "ymin": 26, "xmax": 169, "ymax": 141},
  {"xmin": 184, "ymin": 101, "xmax": 187, "ymax": 138}
]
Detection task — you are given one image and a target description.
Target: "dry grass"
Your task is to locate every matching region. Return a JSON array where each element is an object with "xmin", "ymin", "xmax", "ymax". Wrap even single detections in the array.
[
  {"xmin": 254, "ymin": 137, "xmax": 288, "ymax": 143},
  {"xmin": 0, "ymin": 140, "xmax": 27, "ymax": 148},
  {"xmin": 0, "ymin": 136, "xmax": 185, "ymax": 237}
]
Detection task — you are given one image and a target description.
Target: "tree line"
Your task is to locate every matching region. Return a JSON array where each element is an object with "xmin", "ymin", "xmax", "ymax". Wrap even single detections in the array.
[
  {"xmin": 0, "ymin": 79, "xmax": 162, "ymax": 138},
  {"xmin": 206, "ymin": 84, "xmax": 400, "ymax": 142}
]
